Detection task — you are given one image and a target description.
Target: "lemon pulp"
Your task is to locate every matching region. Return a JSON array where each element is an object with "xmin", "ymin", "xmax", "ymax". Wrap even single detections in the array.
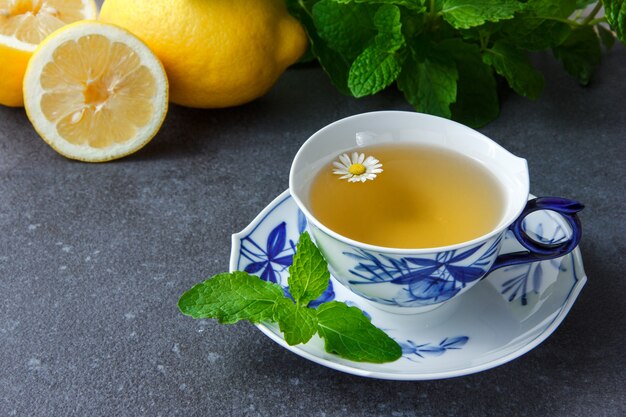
[
  {"xmin": 38, "ymin": 34, "xmax": 158, "ymax": 148},
  {"xmin": 0, "ymin": 0, "xmax": 88, "ymax": 46}
]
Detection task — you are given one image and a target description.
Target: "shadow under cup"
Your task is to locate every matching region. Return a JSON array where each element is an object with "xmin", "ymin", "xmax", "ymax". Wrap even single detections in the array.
[{"xmin": 289, "ymin": 111, "xmax": 582, "ymax": 314}]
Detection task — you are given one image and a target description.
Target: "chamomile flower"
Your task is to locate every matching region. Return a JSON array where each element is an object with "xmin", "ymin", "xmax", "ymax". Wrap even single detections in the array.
[{"xmin": 332, "ymin": 152, "xmax": 383, "ymax": 183}]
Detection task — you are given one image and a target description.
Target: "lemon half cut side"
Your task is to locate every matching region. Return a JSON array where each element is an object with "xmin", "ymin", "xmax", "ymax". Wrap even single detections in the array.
[
  {"xmin": 0, "ymin": 0, "xmax": 97, "ymax": 107},
  {"xmin": 23, "ymin": 21, "xmax": 169, "ymax": 162}
]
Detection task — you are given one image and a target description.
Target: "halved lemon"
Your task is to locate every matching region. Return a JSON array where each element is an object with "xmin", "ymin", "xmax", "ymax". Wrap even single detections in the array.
[
  {"xmin": 23, "ymin": 21, "xmax": 169, "ymax": 162},
  {"xmin": 0, "ymin": 0, "xmax": 97, "ymax": 107}
]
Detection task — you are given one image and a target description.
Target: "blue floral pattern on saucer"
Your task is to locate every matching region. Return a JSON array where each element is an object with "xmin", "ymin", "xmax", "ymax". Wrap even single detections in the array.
[
  {"xmin": 230, "ymin": 191, "xmax": 587, "ymax": 380},
  {"xmin": 400, "ymin": 336, "xmax": 469, "ymax": 361}
]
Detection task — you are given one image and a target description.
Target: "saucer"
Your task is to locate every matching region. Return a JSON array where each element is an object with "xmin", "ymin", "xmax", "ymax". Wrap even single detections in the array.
[{"xmin": 229, "ymin": 190, "xmax": 587, "ymax": 380}]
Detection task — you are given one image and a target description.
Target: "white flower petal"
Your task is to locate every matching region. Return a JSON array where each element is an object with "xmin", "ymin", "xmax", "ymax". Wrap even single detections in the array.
[
  {"xmin": 333, "ymin": 161, "xmax": 347, "ymax": 169},
  {"xmin": 351, "ymin": 152, "xmax": 359, "ymax": 164},
  {"xmin": 339, "ymin": 174, "xmax": 352, "ymax": 179},
  {"xmin": 363, "ymin": 156, "xmax": 376, "ymax": 165},
  {"xmin": 339, "ymin": 153, "xmax": 351, "ymax": 167},
  {"xmin": 357, "ymin": 153, "xmax": 365, "ymax": 164}
]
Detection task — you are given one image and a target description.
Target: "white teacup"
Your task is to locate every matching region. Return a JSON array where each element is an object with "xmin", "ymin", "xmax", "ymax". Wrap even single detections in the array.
[{"xmin": 289, "ymin": 111, "xmax": 583, "ymax": 314}]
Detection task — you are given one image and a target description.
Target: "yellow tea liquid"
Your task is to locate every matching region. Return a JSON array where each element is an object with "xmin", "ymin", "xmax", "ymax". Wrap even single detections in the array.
[{"xmin": 309, "ymin": 144, "xmax": 505, "ymax": 248}]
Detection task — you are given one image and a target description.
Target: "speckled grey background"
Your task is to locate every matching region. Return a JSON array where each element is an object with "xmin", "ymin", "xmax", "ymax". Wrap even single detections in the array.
[{"xmin": 1, "ymin": 5, "xmax": 625, "ymax": 416}]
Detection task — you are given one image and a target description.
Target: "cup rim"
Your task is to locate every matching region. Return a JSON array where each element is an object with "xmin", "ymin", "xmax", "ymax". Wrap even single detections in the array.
[{"xmin": 289, "ymin": 110, "xmax": 530, "ymax": 254}]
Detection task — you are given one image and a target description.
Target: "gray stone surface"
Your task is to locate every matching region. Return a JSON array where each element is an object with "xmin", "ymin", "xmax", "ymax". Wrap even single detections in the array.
[{"xmin": 1, "ymin": 28, "xmax": 625, "ymax": 417}]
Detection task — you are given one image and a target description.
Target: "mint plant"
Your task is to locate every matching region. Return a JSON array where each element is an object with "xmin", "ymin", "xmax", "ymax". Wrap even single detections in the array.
[{"xmin": 287, "ymin": 0, "xmax": 626, "ymax": 127}]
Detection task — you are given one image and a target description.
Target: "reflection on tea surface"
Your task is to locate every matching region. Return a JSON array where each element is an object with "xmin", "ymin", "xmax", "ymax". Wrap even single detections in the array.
[{"xmin": 309, "ymin": 144, "xmax": 505, "ymax": 248}]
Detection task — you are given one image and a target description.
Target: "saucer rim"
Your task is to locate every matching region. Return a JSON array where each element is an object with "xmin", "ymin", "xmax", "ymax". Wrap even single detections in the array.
[{"xmin": 229, "ymin": 189, "xmax": 587, "ymax": 381}]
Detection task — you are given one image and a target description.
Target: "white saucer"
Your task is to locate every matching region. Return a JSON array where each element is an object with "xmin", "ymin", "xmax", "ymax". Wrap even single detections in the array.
[{"xmin": 229, "ymin": 190, "xmax": 587, "ymax": 380}]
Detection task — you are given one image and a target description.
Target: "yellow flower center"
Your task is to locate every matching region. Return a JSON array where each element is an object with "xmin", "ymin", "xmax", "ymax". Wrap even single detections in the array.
[{"xmin": 348, "ymin": 163, "xmax": 366, "ymax": 175}]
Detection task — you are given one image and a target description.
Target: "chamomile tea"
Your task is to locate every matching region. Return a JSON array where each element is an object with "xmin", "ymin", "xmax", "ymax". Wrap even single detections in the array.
[{"xmin": 309, "ymin": 143, "xmax": 505, "ymax": 248}]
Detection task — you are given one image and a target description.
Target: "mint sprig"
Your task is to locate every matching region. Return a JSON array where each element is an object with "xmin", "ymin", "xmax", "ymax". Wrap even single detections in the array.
[
  {"xmin": 288, "ymin": 0, "xmax": 624, "ymax": 127},
  {"xmin": 178, "ymin": 232, "xmax": 402, "ymax": 364}
]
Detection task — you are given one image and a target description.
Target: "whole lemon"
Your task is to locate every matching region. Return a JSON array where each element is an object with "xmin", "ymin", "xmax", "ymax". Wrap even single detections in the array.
[{"xmin": 99, "ymin": 0, "xmax": 308, "ymax": 108}]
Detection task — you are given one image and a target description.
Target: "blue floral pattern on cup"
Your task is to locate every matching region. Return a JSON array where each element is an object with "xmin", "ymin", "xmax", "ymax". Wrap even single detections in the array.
[{"xmin": 341, "ymin": 237, "xmax": 502, "ymax": 307}]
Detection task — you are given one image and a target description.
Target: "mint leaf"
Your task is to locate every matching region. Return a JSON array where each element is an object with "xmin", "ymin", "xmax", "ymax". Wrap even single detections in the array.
[
  {"xmin": 276, "ymin": 299, "xmax": 319, "ymax": 345},
  {"xmin": 348, "ymin": 45, "xmax": 403, "ymax": 97},
  {"xmin": 288, "ymin": 231, "xmax": 330, "ymax": 306},
  {"xmin": 502, "ymin": 17, "xmax": 571, "ymax": 50},
  {"xmin": 347, "ymin": 6, "xmax": 405, "ymax": 98},
  {"xmin": 287, "ymin": 0, "xmax": 352, "ymax": 94},
  {"xmin": 316, "ymin": 302, "xmax": 402, "ymax": 363},
  {"xmin": 597, "ymin": 25, "xmax": 616, "ymax": 50},
  {"xmin": 398, "ymin": 52, "xmax": 458, "ymax": 118},
  {"xmin": 604, "ymin": 0, "xmax": 626, "ymax": 43},
  {"xmin": 482, "ymin": 41, "xmax": 544, "ymax": 99},
  {"xmin": 312, "ymin": 0, "xmax": 377, "ymax": 61},
  {"xmin": 576, "ymin": 0, "xmax": 596, "ymax": 8},
  {"xmin": 178, "ymin": 272, "xmax": 284, "ymax": 324},
  {"xmin": 438, "ymin": 39, "xmax": 499, "ymax": 127},
  {"xmin": 524, "ymin": 0, "xmax": 578, "ymax": 18},
  {"xmin": 440, "ymin": 0, "xmax": 523, "ymax": 29},
  {"xmin": 500, "ymin": 0, "xmax": 576, "ymax": 50},
  {"xmin": 553, "ymin": 26, "xmax": 602, "ymax": 85},
  {"xmin": 373, "ymin": 4, "xmax": 405, "ymax": 52},
  {"xmin": 334, "ymin": 0, "xmax": 426, "ymax": 12}
]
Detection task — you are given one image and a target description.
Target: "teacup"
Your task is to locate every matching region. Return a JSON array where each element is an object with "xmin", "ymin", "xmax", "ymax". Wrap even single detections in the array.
[{"xmin": 289, "ymin": 111, "xmax": 583, "ymax": 314}]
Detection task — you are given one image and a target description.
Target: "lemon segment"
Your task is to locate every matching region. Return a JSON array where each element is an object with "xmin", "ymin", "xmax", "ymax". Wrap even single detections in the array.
[
  {"xmin": 0, "ymin": 0, "xmax": 97, "ymax": 107},
  {"xmin": 23, "ymin": 21, "xmax": 169, "ymax": 162}
]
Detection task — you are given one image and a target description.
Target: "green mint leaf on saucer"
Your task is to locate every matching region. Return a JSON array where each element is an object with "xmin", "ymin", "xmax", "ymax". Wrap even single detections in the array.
[
  {"xmin": 482, "ymin": 41, "xmax": 544, "ymax": 100},
  {"xmin": 179, "ymin": 233, "xmax": 403, "ymax": 363},
  {"xmin": 276, "ymin": 299, "xmax": 319, "ymax": 345},
  {"xmin": 178, "ymin": 271, "xmax": 284, "ymax": 324},
  {"xmin": 440, "ymin": 0, "xmax": 522, "ymax": 30},
  {"xmin": 316, "ymin": 301, "xmax": 402, "ymax": 363},
  {"xmin": 288, "ymin": 231, "xmax": 330, "ymax": 306}
]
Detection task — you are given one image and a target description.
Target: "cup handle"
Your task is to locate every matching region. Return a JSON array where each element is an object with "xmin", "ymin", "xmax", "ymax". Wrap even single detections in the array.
[{"xmin": 487, "ymin": 197, "xmax": 584, "ymax": 273}]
